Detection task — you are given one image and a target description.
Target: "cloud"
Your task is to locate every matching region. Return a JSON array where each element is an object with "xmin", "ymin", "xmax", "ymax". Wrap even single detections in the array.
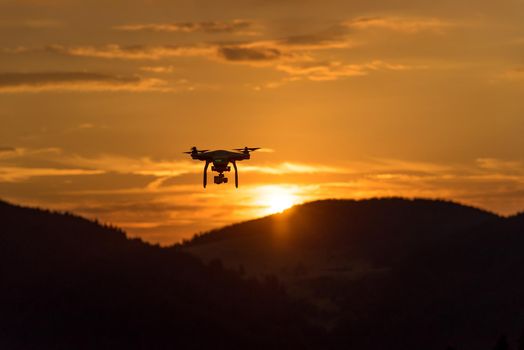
[
  {"xmin": 476, "ymin": 158, "xmax": 524, "ymax": 173},
  {"xmin": 5, "ymin": 152, "xmax": 524, "ymax": 244},
  {"xmin": 0, "ymin": 18, "xmax": 429, "ymax": 93},
  {"xmin": 0, "ymin": 147, "xmax": 352, "ymax": 183},
  {"xmin": 345, "ymin": 16, "xmax": 457, "ymax": 33},
  {"xmin": 78, "ymin": 123, "xmax": 95, "ymax": 129},
  {"xmin": 0, "ymin": 166, "xmax": 104, "ymax": 182},
  {"xmin": 45, "ymin": 44, "xmax": 214, "ymax": 60},
  {"xmin": 65, "ymin": 154, "xmax": 201, "ymax": 178},
  {"xmin": 140, "ymin": 65, "xmax": 175, "ymax": 73},
  {"xmin": 0, "ymin": 19, "xmax": 62, "ymax": 29},
  {"xmin": 277, "ymin": 60, "xmax": 414, "ymax": 81},
  {"xmin": 67, "ymin": 154, "xmax": 351, "ymax": 178},
  {"xmin": 1, "ymin": 46, "xmax": 32, "ymax": 54},
  {"xmin": 41, "ymin": 24, "xmax": 352, "ymax": 65},
  {"xmin": 217, "ymin": 46, "xmax": 282, "ymax": 62},
  {"xmin": 277, "ymin": 25, "xmax": 354, "ymax": 50},
  {"xmin": 214, "ymin": 25, "xmax": 354, "ymax": 64},
  {"xmin": 0, "ymin": 147, "xmax": 62, "ymax": 160},
  {"xmin": 242, "ymin": 162, "xmax": 345, "ymax": 174},
  {"xmin": 0, "ymin": 72, "xmax": 137, "ymax": 86},
  {"xmin": 30, "ymin": 24, "xmax": 416, "ymax": 82},
  {"xmin": 0, "ymin": 72, "xmax": 171, "ymax": 93},
  {"xmin": 0, "ymin": 147, "xmax": 107, "ymax": 181},
  {"xmin": 114, "ymin": 20, "xmax": 255, "ymax": 34},
  {"xmin": 500, "ymin": 67, "xmax": 524, "ymax": 81},
  {"xmin": 0, "ymin": 150, "xmax": 199, "ymax": 183}
]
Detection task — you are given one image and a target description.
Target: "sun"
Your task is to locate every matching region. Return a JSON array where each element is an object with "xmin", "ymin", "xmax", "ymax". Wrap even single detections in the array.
[
  {"xmin": 267, "ymin": 192, "xmax": 295, "ymax": 213},
  {"xmin": 256, "ymin": 186, "xmax": 299, "ymax": 215}
]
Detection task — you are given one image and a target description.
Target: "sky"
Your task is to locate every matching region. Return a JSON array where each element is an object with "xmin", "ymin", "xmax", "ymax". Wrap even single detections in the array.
[{"xmin": 1, "ymin": 0, "xmax": 524, "ymax": 244}]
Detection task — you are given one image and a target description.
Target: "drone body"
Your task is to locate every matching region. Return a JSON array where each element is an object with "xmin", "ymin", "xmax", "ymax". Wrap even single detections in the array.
[{"xmin": 184, "ymin": 147, "xmax": 259, "ymax": 188}]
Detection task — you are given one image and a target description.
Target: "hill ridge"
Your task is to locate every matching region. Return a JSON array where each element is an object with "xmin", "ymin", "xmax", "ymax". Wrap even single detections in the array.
[
  {"xmin": 3, "ymin": 197, "xmax": 524, "ymax": 350},
  {"xmin": 183, "ymin": 197, "xmax": 498, "ymax": 248},
  {"xmin": 0, "ymin": 199, "xmax": 323, "ymax": 349}
]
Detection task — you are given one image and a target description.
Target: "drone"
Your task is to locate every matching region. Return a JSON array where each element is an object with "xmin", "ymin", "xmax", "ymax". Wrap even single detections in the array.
[{"xmin": 184, "ymin": 146, "xmax": 260, "ymax": 188}]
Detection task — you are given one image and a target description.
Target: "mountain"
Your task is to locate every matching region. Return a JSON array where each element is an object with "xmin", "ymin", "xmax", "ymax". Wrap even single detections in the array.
[
  {"xmin": 0, "ymin": 200, "xmax": 323, "ymax": 349},
  {"xmin": 183, "ymin": 198, "xmax": 496, "ymax": 288},
  {"xmin": 182, "ymin": 198, "xmax": 524, "ymax": 350},
  {"xmin": 4, "ymin": 197, "xmax": 524, "ymax": 350}
]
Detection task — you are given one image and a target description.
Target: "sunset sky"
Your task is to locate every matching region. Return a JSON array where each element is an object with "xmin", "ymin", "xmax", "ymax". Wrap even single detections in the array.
[{"xmin": 1, "ymin": 0, "xmax": 524, "ymax": 244}]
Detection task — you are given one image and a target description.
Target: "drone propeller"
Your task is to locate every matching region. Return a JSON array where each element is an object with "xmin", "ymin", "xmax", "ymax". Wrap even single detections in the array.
[
  {"xmin": 234, "ymin": 147, "xmax": 260, "ymax": 153},
  {"xmin": 183, "ymin": 146, "xmax": 209, "ymax": 154}
]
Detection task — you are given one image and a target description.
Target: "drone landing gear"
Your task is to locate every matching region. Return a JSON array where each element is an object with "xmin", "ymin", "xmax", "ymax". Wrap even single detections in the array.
[
  {"xmin": 203, "ymin": 160, "xmax": 210, "ymax": 188},
  {"xmin": 202, "ymin": 160, "xmax": 239, "ymax": 188},
  {"xmin": 232, "ymin": 161, "xmax": 238, "ymax": 188}
]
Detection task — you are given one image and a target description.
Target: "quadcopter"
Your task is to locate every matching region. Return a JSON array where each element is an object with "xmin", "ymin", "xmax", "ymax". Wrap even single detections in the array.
[{"xmin": 184, "ymin": 146, "xmax": 260, "ymax": 188}]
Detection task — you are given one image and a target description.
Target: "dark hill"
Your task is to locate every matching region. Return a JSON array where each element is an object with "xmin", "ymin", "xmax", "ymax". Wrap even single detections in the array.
[
  {"xmin": 4, "ymin": 197, "xmax": 524, "ymax": 350},
  {"xmin": 187, "ymin": 198, "xmax": 495, "ymax": 246},
  {"xmin": 183, "ymin": 198, "xmax": 524, "ymax": 350},
  {"xmin": 0, "ymin": 200, "xmax": 323, "ymax": 349},
  {"xmin": 184, "ymin": 198, "xmax": 496, "ymax": 276}
]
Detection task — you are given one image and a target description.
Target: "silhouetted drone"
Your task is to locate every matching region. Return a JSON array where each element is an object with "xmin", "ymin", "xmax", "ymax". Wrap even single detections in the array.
[{"xmin": 184, "ymin": 147, "xmax": 260, "ymax": 188}]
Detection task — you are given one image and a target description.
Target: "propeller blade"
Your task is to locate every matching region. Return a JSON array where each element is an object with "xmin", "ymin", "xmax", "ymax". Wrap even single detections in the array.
[
  {"xmin": 185, "ymin": 147, "xmax": 209, "ymax": 154},
  {"xmin": 233, "ymin": 147, "xmax": 261, "ymax": 152}
]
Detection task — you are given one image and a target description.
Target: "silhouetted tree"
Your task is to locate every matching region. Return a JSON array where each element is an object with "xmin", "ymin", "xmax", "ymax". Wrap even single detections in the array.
[
  {"xmin": 493, "ymin": 335, "xmax": 509, "ymax": 350},
  {"xmin": 0, "ymin": 200, "xmax": 324, "ymax": 349},
  {"xmin": 518, "ymin": 327, "xmax": 524, "ymax": 350},
  {"xmin": 6, "ymin": 198, "xmax": 524, "ymax": 350}
]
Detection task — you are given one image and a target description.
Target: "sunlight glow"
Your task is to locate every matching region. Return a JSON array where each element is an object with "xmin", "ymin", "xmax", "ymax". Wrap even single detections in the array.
[{"xmin": 255, "ymin": 185, "xmax": 300, "ymax": 215}]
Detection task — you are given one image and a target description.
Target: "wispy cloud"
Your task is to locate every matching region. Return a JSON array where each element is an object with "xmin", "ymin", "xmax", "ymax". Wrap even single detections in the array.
[
  {"xmin": 0, "ymin": 72, "xmax": 172, "ymax": 93},
  {"xmin": 67, "ymin": 155, "xmax": 352, "ymax": 178},
  {"xmin": 78, "ymin": 123, "xmax": 95, "ymax": 130},
  {"xmin": 217, "ymin": 45, "xmax": 282, "ymax": 62},
  {"xmin": 476, "ymin": 158, "xmax": 524, "ymax": 173},
  {"xmin": 44, "ymin": 41, "xmax": 303, "ymax": 64},
  {"xmin": 345, "ymin": 16, "xmax": 457, "ymax": 33},
  {"xmin": 115, "ymin": 20, "xmax": 256, "ymax": 35},
  {"xmin": 0, "ymin": 147, "xmax": 62, "ymax": 160},
  {"xmin": 276, "ymin": 25, "xmax": 354, "ymax": 50},
  {"xmin": 140, "ymin": 65, "xmax": 175, "ymax": 73},
  {"xmin": 4, "ymin": 151, "xmax": 524, "ymax": 244},
  {"xmin": 242, "ymin": 162, "xmax": 345, "ymax": 174},
  {"xmin": 0, "ymin": 148, "xmax": 352, "ymax": 184},
  {"xmin": 0, "ymin": 19, "xmax": 62, "ymax": 29},
  {"xmin": 7, "ymin": 21, "xmax": 426, "ymax": 85},
  {"xmin": 1, "ymin": 14, "xmax": 466, "ymax": 91},
  {"xmin": 0, "ymin": 149, "xmax": 192, "ymax": 181},
  {"xmin": 0, "ymin": 166, "xmax": 104, "ymax": 182},
  {"xmin": 64, "ymin": 154, "xmax": 200, "ymax": 177},
  {"xmin": 499, "ymin": 66, "xmax": 524, "ymax": 81},
  {"xmin": 45, "ymin": 44, "xmax": 215, "ymax": 60},
  {"xmin": 0, "ymin": 147, "xmax": 106, "ymax": 181},
  {"xmin": 276, "ymin": 60, "xmax": 413, "ymax": 81},
  {"xmin": 11, "ymin": 149, "xmax": 524, "ymax": 190}
]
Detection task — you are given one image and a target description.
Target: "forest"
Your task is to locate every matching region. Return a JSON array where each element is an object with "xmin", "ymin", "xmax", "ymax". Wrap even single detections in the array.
[{"xmin": 2, "ymin": 198, "xmax": 524, "ymax": 349}]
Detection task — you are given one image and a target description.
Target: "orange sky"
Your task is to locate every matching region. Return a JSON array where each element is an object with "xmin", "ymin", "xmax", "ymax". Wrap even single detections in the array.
[{"xmin": 1, "ymin": 0, "xmax": 524, "ymax": 244}]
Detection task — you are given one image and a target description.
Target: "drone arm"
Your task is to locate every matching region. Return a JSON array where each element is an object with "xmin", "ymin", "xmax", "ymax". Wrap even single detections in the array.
[
  {"xmin": 232, "ymin": 160, "xmax": 238, "ymax": 188},
  {"xmin": 203, "ymin": 160, "xmax": 210, "ymax": 188}
]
